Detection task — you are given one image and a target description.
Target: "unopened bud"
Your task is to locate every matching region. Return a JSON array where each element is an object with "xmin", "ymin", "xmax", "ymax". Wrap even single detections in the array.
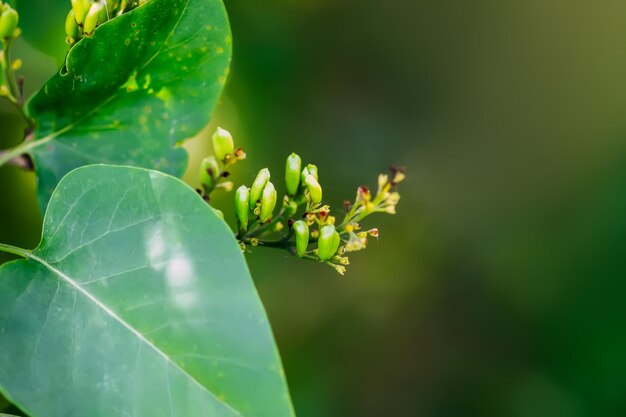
[
  {"xmin": 332, "ymin": 264, "xmax": 347, "ymax": 275},
  {"xmin": 378, "ymin": 174, "xmax": 388, "ymax": 189},
  {"xmin": 306, "ymin": 164, "xmax": 318, "ymax": 181},
  {"xmin": 260, "ymin": 182, "xmax": 277, "ymax": 222},
  {"xmin": 250, "ymin": 168, "xmax": 270, "ymax": 209},
  {"xmin": 98, "ymin": 2, "xmax": 109, "ymax": 24},
  {"xmin": 0, "ymin": 7, "xmax": 18, "ymax": 40},
  {"xmin": 65, "ymin": 10, "xmax": 80, "ymax": 44},
  {"xmin": 318, "ymin": 224, "xmax": 340, "ymax": 261},
  {"xmin": 199, "ymin": 156, "xmax": 219, "ymax": 191},
  {"xmin": 71, "ymin": 0, "xmax": 88, "ymax": 24},
  {"xmin": 212, "ymin": 127, "xmax": 234, "ymax": 162},
  {"xmin": 305, "ymin": 175, "xmax": 322, "ymax": 204},
  {"xmin": 235, "ymin": 186, "xmax": 250, "ymax": 232},
  {"xmin": 285, "ymin": 153, "xmax": 302, "ymax": 196},
  {"xmin": 84, "ymin": 2, "xmax": 104, "ymax": 35},
  {"xmin": 293, "ymin": 220, "xmax": 309, "ymax": 257}
]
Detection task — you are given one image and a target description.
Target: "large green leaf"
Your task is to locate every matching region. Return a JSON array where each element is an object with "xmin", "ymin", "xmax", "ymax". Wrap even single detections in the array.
[
  {"xmin": 0, "ymin": 165, "xmax": 295, "ymax": 417},
  {"xmin": 25, "ymin": 0, "xmax": 232, "ymax": 211}
]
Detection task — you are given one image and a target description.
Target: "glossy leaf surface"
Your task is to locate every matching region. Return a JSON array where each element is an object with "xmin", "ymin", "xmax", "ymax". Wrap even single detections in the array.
[
  {"xmin": 26, "ymin": 0, "xmax": 232, "ymax": 210},
  {"xmin": 0, "ymin": 165, "xmax": 294, "ymax": 417}
]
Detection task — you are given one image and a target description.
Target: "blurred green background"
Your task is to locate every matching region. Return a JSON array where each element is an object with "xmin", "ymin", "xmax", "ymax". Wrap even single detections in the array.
[{"xmin": 2, "ymin": 0, "xmax": 626, "ymax": 416}]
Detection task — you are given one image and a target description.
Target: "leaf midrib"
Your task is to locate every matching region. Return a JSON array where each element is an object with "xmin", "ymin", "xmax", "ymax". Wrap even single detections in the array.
[{"xmin": 16, "ymin": 247, "xmax": 243, "ymax": 417}]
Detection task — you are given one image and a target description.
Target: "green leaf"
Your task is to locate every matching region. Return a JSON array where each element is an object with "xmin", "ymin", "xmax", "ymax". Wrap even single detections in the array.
[
  {"xmin": 26, "ymin": 0, "xmax": 232, "ymax": 211},
  {"xmin": 0, "ymin": 165, "xmax": 295, "ymax": 417}
]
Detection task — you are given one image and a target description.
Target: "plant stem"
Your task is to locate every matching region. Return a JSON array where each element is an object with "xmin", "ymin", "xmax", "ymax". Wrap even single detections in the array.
[
  {"xmin": 0, "ymin": 137, "xmax": 50, "ymax": 167},
  {"xmin": 0, "ymin": 41, "xmax": 35, "ymax": 129},
  {"xmin": 256, "ymin": 239, "xmax": 292, "ymax": 249},
  {"xmin": 0, "ymin": 242, "xmax": 31, "ymax": 258}
]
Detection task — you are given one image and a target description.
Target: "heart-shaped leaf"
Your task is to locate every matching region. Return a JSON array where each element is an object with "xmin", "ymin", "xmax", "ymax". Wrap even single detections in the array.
[
  {"xmin": 0, "ymin": 165, "xmax": 295, "ymax": 417},
  {"xmin": 25, "ymin": 0, "xmax": 232, "ymax": 211}
]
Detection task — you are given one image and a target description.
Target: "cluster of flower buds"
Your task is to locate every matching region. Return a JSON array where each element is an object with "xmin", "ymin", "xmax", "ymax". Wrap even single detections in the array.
[
  {"xmin": 197, "ymin": 127, "xmax": 246, "ymax": 203},
  {"xmin": 65, "ymin": 0, "xmax": 147, "ymax": 45},
  {"xmin": 0, "ymin": 2, "xmax": 19, "ymax": 42},
  {"xmin": 0, "ymin": 3, "xmax": 22, "ymax": 102},
  {"xmin": 230, "ymin": 147, "xmax": 404, "ymax": 275},
  {"xmin": 234, "ymin": 167, "xmax": 277, "ymax": 233}
]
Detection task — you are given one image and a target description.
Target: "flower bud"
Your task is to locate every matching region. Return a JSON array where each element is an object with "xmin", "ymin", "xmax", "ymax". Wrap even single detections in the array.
[
  {"xmin": 285, "ymin": 153, "xmax": 301, "ymax": 196},
  {"xmin": 318, "ymin": 224, "xmax": 340, "ymax": 261},
  {"xmin": 65, "ymin": 10, "xmax": 80, "ymax": 45},
  {"xmin": 283, "ymin": 199, "xmax": 298, "ymax": 219},
  {"xmin": 84, "ymin": 2, "xmax": 104, "ymax": 35},
  {"xmin": 249, "ymin": 168, "xmax": 270, "ymax": 209},
  {"xmin": 212, "ymin": 127, "xmax": 234, "ymax": 162},
  {"xmin": 259, "ymin": 181, "xmax": 277, "ymax": 222},
  {"xmin": 305, "ymin": 174, "xmax": 322, "ymax": 203},
  {"xmin": 71, "ymin": 0, "xmax": 88, "ymax": 25},
  {"xmin": 199, "ymin": 156, "xmax": 219, "ymax": 191},
  {"xmin": 306, "ymin": 164, "xmax": 319, "ymax": 181},
  {"xmin": 98, "ymin": 2, "xmax": 109, "ymax": 25},
  {"xmin": 293, "ymin": 220, "xmax": 309, "ymax": 257},
  {"xmin": 0, "ymin": 7, "xmax": 18, "ymax": 40},
  {"xmin": 300, "ymin": 167, "xmax": 309, "ymax": 185},
  {"xmin": 235, "ymin": 186, "xmax": 250, "ymax": 232}
]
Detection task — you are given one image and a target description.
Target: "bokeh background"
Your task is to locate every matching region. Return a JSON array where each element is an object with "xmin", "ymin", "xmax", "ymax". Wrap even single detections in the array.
[{"xmin": 2, "ymin": 0, "xmax": 626, "ymax": 416}]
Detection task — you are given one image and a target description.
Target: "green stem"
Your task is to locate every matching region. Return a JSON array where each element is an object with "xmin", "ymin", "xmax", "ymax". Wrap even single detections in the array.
[
  {"xmin": 1, "ymin": 41, "xmax": 35, "ymax": 129},
  {"xmin": 0, "ymin": 242, "xmax": 31, "ymax": 258},
  {"xmin": 1, "ymin": 41, "xmax": 18, "ymax": 100},
  {"xmin": 0, "ymin": 136, "xmax": 51, "ymax": 167},
  {"xmin": 256, "ymin": 239, "xmax": 292, "ymax": 249}
]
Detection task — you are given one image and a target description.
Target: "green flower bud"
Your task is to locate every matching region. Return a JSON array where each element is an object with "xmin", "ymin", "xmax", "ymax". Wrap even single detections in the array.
[
  {"xmin": 259, "ymin": 181, "xmax": 277, "ymax": 222},
  {"xmin": 199, "ymin": 156, "xmax": 219, "ymax": 191},
  {"xmin": 293, "ymin": 220, "xmax": 309, "ymax": 257},
  {"xmin": 65, "ymin": 10, "xmax": 80, "ymax": 45},
  {"xmin": 306, "ymin": 164, "xmax": 318, "ymax": 181},
  {"xmin": 71, "ymin": 0, "xmax": 88, "ymax": 25},
  {"xmin": 83, "ymin": 2, "xmax": 104, "ymax": 35},
  {"xmin": 98, "ymin": 2, "xmax": 109, "ymax": 25},
  {"xmin": 300, "ymin": 164, "xmax": 318, "ymax": 188},
  {"xmin": 235, "ymin": 186, "xmax": 250, "ymax": 232},
  {"xmin": 0, "ymin": 7, "xmax": 18, "ymax": 40},
  {"xmin": 250, "ymin": 168, "xmax": 270, "ymax": 209},
  {"xmin": 318, "ymin": 224, "xmax": 340, "ymax": 261},
  {"xmin": 212, "ymin": 127, "xmax": 234, "ymax": 162},
  {"xmin": 285, "ymin": 153, "xmax": 302, "ymax": 196},
  {"xmin": 283, "ymin": 199, "xmax": 298, "ymax": 219},
  {"xmin": 305, "ymin": 174, "xmax": 322, "ymax": 203}
]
